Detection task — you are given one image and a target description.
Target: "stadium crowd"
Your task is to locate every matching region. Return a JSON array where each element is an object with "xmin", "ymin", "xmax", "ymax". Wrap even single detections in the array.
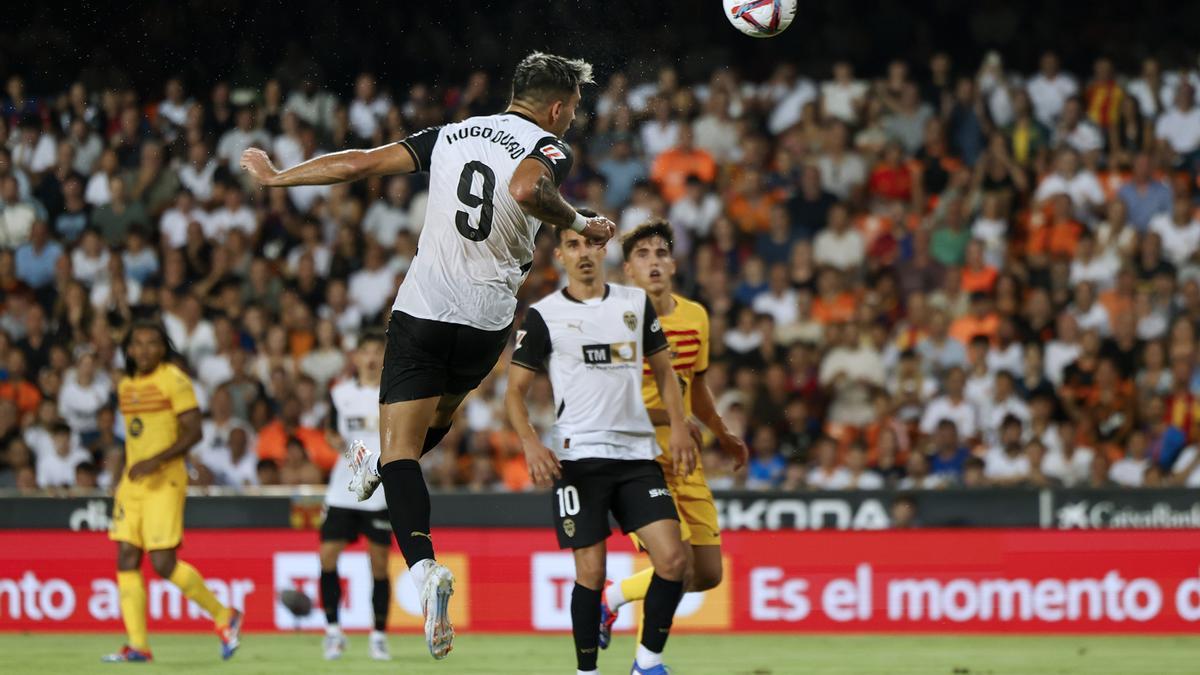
[{"xmin": 3, "ymin": 49, "xmax": 1200, "ymax": 495}]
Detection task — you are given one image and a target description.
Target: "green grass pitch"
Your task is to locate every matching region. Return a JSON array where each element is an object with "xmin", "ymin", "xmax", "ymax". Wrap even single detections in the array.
[{"xmin": 5, "ymin": 632, "xmax": 1199, "ymax": 674}]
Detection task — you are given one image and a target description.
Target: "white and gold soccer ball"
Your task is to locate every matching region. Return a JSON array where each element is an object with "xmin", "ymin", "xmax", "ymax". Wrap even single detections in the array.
[{"xmin": 721, "ymin": 0, "xmax": 797, "ymax": 38}]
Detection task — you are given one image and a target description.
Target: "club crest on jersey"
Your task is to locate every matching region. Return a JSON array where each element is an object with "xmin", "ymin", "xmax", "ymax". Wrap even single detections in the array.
[
  {"xmin": 623, "ymin": 311, "xmax": 637, "ymax": 332},
  {"xmin": 540, "ymin": 144, "xmax": 566, "ymax": 163},
  {"xmin": 563, "ymin": 518, "xmax": 576, "ymax": 538}
]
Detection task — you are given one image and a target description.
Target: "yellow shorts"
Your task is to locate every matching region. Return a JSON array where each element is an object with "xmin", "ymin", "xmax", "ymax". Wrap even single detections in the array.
[
  {"xmin": 631, "ymin": 428, "xmax": 722, "ymax": 549},
  {"xmin": 109, "ymin": 483, "xmax": 186, "ymax": 551}
]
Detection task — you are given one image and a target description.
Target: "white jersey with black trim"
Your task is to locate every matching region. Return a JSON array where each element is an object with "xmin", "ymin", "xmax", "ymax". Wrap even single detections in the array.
[
  {"xmin": 325, "ymin": 378, "xmax": 387, "ymax": 511},
  {"xmin": 392, "ymin": 112, "xmax": 574, "ymax": 330},
  {"xmin": 511, "ymin": 283, "xmax": 669, "ymax": 462}
]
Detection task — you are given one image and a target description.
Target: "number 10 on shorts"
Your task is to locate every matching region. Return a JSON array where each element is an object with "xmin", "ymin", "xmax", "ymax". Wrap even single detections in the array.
[{"xmin": 556, "ymin": 486, "xmax": 580, "ymax": 517}]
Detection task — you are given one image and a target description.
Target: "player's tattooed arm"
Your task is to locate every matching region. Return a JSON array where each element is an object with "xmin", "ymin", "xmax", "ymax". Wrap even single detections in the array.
[
  {"xmin": 509, "ymin": 160, "xmax": 616, "ymax": 242},
  {"xmin": 240, "ymin": 143, "xmax": 416, "ymax": 187}
]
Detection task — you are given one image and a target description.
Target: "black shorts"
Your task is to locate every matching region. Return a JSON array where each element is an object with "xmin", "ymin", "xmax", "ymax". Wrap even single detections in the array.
[
  {"xmin": 380, "ymin": 310, "xmax": 512, "ymax": 404},
  {"xmin": 319, "ymin": 506, "xmax": 392, "ymax": 546},
  {"xmin": 551, "ymin": 459, "xmax": 679, "ymax": 550}
]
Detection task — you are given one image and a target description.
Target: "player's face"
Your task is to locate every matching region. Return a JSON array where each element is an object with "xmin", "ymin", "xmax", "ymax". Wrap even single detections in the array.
[
  {"xmin": 550, "ymin": 86, "xmax": 582, "ymax": 137},
  {"xmin": 128, "ymin": 328, "xmax": 165, "ymax": 375},
  {"xmin": 556, "ymin": 229, "xmax": 605, "ymax": 283},
  {"xmin": 355, "ymin": 340, "xmax": 385, "ymax": 377},
  {"xmin": 623, "ymin": 236, "xmax": 675, "ymax": 295}
]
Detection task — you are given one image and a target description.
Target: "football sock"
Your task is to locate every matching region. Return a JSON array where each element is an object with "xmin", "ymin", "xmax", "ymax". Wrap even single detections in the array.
[
  {"xmin": 636, "ymin": 643, "xmax": 664, "ymax": 669},
  {"xmin": 421, "ymin": 425, "xmax": 452, "ymax": 457},
  {"xmin": 639, "ymin": 574, "xmax": 684, "ymax": 657},
  {"xmin": 169, "ymin": 560, "xmax": 232, "ymax": 626},
  {"xmin": 372, "ymin": 577, "xmax": 391, "ymax": 631},
  {"xmin": 409, "ymin": 558, "xmax": 434, "ymax": 591},
  {"xmin": 380, "ymin": 459, "xmax": 435, "ymax": 567},
  {"xmin": 614, "ymin": 566, "xmax": 653, "ymax": 610},
  {"xmin": 571, "ymin": 583, "xmax": 602, "ymax": 672},
  {"xmin": 117, "ymin": 570, "xmax": 149, "ymax": 651},
  {"xmin": 320, "ymin": 570, "xmax": 341, "ymax": 626}
]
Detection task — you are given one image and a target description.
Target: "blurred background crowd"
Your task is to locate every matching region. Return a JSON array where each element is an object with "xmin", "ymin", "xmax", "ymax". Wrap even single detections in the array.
[{"xmin": 4, "ymin": 4, "xmax": 1200, "ymax": 496}]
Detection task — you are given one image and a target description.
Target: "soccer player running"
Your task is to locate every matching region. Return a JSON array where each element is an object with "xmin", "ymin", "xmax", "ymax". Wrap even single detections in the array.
[
  {"xmin": 506, "ymin": 220, "xmax": 696, "ymax": 675},
  {"xmin": 318, "ymin": 332, "xmax": 393, "ymax": 661},
  {"xmin": 599, "ymin": 220, "xmax": 749, "ymax": 648},
  {"xmin": 104, "ymin": 322, "xmax": 242, "ymax": 663},
  {"xmin": 240, "ymin": 52, "xmax": 615, "ymax": 659}
]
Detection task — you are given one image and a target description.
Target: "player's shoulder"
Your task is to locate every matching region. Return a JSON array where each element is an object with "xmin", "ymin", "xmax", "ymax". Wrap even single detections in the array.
[
  {"xmin": 157, "ymin": 362, "xmax": 193, "ymax": 386},
  {"xmin": 329, "ymin": 377, "xmax": 355, "ymax": 399},
  {"xmin": 671, "ymin": 294, "xmax": 710, "ymax": 324},
  {"xmin": 607, "ymin": 283, "xmax": 647, "ymax": 304}
]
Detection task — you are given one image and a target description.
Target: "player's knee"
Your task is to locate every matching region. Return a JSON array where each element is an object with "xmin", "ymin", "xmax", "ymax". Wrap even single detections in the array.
[
  {"xmin": 655, "ymin": 543, "xmax": 689, "ymax": 581},
  {"xmin": 149, "ymin": 551, "xmax": 176, "ymax": 578}
]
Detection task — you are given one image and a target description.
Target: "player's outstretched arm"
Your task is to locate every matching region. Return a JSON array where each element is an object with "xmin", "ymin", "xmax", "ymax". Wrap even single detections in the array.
[
  {"xmin": 240, "ymin": 143, "xmax": 416, "ymax": 188},
  {"xmin": 505, "ymin": 363, "xmax": 561, "ymax": 487},
  {"xmin": 692, "ymin": 371, "xmax": 749, "ymax": 470},
  {"xmin": 647, "ymin": 348, "xmax": 697, "ymax": 477},
  {"xmin": 126, "ymin": 409, "xmax": 203, "ymax": 479},
  {"xmin": 508, "ymin": 160, "xmax": 615, "ymax": 242}
]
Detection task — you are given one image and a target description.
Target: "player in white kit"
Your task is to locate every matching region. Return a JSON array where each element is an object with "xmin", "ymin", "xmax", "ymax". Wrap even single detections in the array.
[
  {"xmin": 317, "ymin": 332, "xmax": 392, "ymax": 661},
  {"xmin": 241, "ymin": 53, "xmax": 615, "ymax": 659},
  {"xmin": 505, "ymin": 220, "xmax": 696, "ymax": 675}
]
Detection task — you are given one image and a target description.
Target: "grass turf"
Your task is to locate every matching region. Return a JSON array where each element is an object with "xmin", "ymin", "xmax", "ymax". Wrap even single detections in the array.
[{"xmin": 4, "ymin": 632, "xmax": 1198, "ymax": 674}]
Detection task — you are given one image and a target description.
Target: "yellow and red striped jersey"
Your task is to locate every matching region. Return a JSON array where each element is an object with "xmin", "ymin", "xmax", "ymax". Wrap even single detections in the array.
[
  {"xmin": 641, "ymin": 294, "xmax": 710, "ymax": 418},
  {"xmin": 117, "ymin": 362, "xmax": 198, "ymax": 490}
]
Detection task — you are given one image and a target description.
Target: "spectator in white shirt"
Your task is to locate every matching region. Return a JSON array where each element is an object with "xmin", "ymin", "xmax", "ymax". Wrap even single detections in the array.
[
  {"xmin": 273, "ymin": 110, "xmax": 305, "ymax": 171},
  {"xmin": 1068, "ymin": 229, "xmax": 1120, "ymax": 290},
  {"xmin": 978, "ymin": 371, "xmax": 1030, "ymax": 447},
  {"xmin": 70, "ymin": 229, "xmax": 110, "ymax": 287},
  {"xmin": 1127, "ymin": 57, "xmax": 1166, "ymax": 118},
  {"xmin": 34, "ymin": 422, "xmax": 90, "ymax": 488},
  {"xmin": 195, "ymin": 389, "xmax": 259, "ymax": 488},
  {"xmin": 667, "ymin": 176, "xmax": 721, "ymax": 251},
  {"xmin": 11, "ymin": 116, "xmax": 56, "ymax": 175},
  {"xmin": 919, "ymin": 367, "xmax": 977, "ymax": 440},
  {"xmin": 818, "ymin": 322, "xmax": 885, "ymax": 427},
  {"xmin": 285, "ymin": 79, "xmax": 337, "ymax": 131},
  {"xmin": 898, "ymin": 452, "xmax": 946, "ymax": 490},
  {"xmin": 820, "ymin": 61, "xmax": 868, "ymax": 125},
  {"xmin": 1026, "ymin": 51, "xmax": 1078, "ymax": 127},
  {"xmin": 163, "ymin": 294, "xmax": 217, "ymax": 369},
  {"xmin": 1054, "ymin": 96, "xmax": 1104, "ymax": 156},
  {"xmin": 1033, "ymin": 149, "xmax": 1105, "ymax": 223},
  {"xmin": 813, "ymin": 204, "xmax": 865, "ymax": 271},
  {"xmin": 844, "ymin": 442, "xmax": 884, "ymax": 489},
  {"xmin": 1109, "ymin": 430, "xmax": 1151, "ymax": 487},
  {"xmin": 983, "ymin": 416, "xmax": 1032, "ymax": 485},
  {"xmin": 159, "ymin": 190, "xmax": 211, "ymax": 249},
  {"xmin": 216, "ymin": 106, "xmax": 271, "ymax": 174},
  {"xmin": 177, "ymin": 140, "xmax": 218, "ymax": 202},
  {"xmin": 1069, "ymin": 282, "xmax": 1111, "ymax": 337},
  {"xmin": 693, "ymin": 89, "xmax": 741, "ymax": 163},
  {"xmin": 347, "ymin": 243, "xmax": 397, "ymax": 322},
  {"xmin": 362, "ymin": 175, "xmax": 415, "ymax": 247},
  {"xmin": 156, "ymin": 77, "xmax": 193, "ymax": 139},
  {"xmin": 767, "ymin": 68, "xmax": 818, "ymax": 135},
  {"xmin": 1041, "ymin": 418, "xmax": 1094, "ymax": 487},
  {"xmin": 207, "ymin": 187, "xmax": 257, "ymax": 243},
  {"xmin": 1155, "ymin": 83, "xmax": 1200, "ymax": 168},
  {"xmin": 816, "ymin": 121, "xmax": 867, "ymax": 200},
  {"xmin": 57, "ymin": 351, "xmax": 112, "ymax": 443},
  {"xmin": 751, "ymin": 264, "xmax": 798, "ymax": 326},
  {"xmin": 348, "ymin": 73, "xmax": 390, "ymax": 141},
  {"xmin": 319, "ymin": 277, "xmax": 365, "ymax": 338},
  {"xmin": 1148, "ymin": 194, "xmax": 1200, "ymax": 267},
  {"xmin": 639, "ymin": 95, "xmax": 680, "ymax": 159},
  {"xmin": 84, "ymin": 148, "xmax": 119, "ymax": 207},
  {"xmin": 68, "ymin": 118, "xmax": 103, "ymax": 176},
  {"xmin": 807, "ymin": 437, "xmax": 852, "ymax": 490}
]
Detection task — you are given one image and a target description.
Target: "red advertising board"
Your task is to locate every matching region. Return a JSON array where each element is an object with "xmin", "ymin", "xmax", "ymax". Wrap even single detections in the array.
[{"xmin": 1, "ymin": 529, "xmax": 1199, "ymax": 633}]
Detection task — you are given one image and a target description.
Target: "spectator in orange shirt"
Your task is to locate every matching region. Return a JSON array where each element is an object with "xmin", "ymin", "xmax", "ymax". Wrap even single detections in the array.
[
  {"xmin": 0, "ymin": 350, "xmax": 41, "ymax": 418},
  {"xmin": 867, "ymin": 141, "xmax": 914, "ymax": 204},
  {"xmin": 812, "ymin": 268, "xmax": 857, "ymax": 325},
  {"xmin": 255, "ymin": 395, "xmax": 338, "ymax": 472},
  {"xmin": 1027, "ymin": 193, "xmax": 1083, "ymax": 265},
  {"xmin": 726, "ymin": 169, "xmax": 782, "ymax": 234},
  {"xmin": 949, "ymin": 292, "xmax": 1000, "ymax": 346},
  {"xmin": 650, "ymin": 123, "xmax": 716, "ymax": 203},
  {"xmin": 960, "ymin": 240, "xmax": 999, "ymax": 294}
]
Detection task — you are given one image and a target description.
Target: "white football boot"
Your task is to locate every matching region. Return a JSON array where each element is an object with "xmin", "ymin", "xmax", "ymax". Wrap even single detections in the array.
[
  {"xmin": 322, "ymin": 626, "xmax": 346, "ymax": 660},
  {"xmin": 345, "ymin": 439, "xmax": 382, "ymax": 501},
  {"xmin": 368, "ymin": 630, "xmax": 391, "ymax": 661},
  {"xmin": 420, "ymin": 562, "xmax": 456, "ymax": 659}
]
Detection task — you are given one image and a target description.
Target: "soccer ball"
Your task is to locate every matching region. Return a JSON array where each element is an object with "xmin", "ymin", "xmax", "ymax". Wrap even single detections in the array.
[{"xmin": 722, "ymin": 0, "xmax": 796, "ymax": 38}]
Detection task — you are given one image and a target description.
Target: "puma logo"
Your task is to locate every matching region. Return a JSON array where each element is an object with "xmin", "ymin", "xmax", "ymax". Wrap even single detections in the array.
[
  {"xmin": 579, "ymin": 647, "xmax": 597, "ymax": 654},
  {"xmin": 410, "ymin": 531, "xmax": 433, "ymax": 541}
]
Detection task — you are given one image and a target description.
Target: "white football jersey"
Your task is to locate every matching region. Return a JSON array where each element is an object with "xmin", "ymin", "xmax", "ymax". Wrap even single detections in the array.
[
  {"xmin": 511, "ymin": 284, "xmax": 668, "ymax": 461},
  {"xmin": 325, "ymin": 378, "xmax": 387, "ymax": 511},
  {"xmin": 392, "ymin": 112, "xmax": 574, "ymax": 330}
]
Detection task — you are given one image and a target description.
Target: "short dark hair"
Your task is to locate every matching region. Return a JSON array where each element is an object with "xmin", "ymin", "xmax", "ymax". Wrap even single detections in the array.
[
  {"xmin": 621, "ymin": 219, "xmax": 675, "ymax": 261},
  {"xmin": 554, "ymin": 207, "xmax": 598, "ymax": 243},
  {"xmin": 359, "ymin": 330, "xmax": 386, "ymax": 347},
  {"xmin": 512, "ymin": 52, "xmax": 594, "ymax": 104}
]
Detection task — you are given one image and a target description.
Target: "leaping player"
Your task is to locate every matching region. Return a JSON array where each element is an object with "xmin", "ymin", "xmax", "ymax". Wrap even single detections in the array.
[
  {"xmin": 241, "ymin": 52, "xmax": 615, "ymax": 659},
  {"xmin": 600, "ymin": 220, "xmax": 749, "ymax": 648}
]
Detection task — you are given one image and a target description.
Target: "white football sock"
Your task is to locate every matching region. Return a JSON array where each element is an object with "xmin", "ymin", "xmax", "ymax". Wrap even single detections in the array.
[
  {"xmin": 577, "ymin": 670, "xmax": 599, "ymax": 675},
  {"xmin": 325, "ymin": 624, "xmax": 341, "ymax": 636},
  {"xmin": 606, "ymin": 582, "xmax": 627, "ymax": 611},
  {"xmin": 636, "ymin": 644, "xmax": 663, "ymax": 669},
  {"xmin": 409, "ymin": 558, "xmax": 434, "ymax": 591}
]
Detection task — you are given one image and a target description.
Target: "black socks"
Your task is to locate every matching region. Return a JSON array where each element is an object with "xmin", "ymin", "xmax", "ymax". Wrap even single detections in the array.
[
  {"xmin": 641, "ymin": 574, "xmax": 684, "ymax": 653},
  {"xmin": 380, "ymin": 459, "xmax": 435, "ymax": 566},
  {"xmin": 320, "ymin": 569, "xmax": 341, "ymax": 625},
  {"xmin": 571, "ymin": 583, "xmax": 602, "ymax": 671},
  {"xmin": 372, "ymin": 577, "xmax": 390, "ymax": 631}
]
